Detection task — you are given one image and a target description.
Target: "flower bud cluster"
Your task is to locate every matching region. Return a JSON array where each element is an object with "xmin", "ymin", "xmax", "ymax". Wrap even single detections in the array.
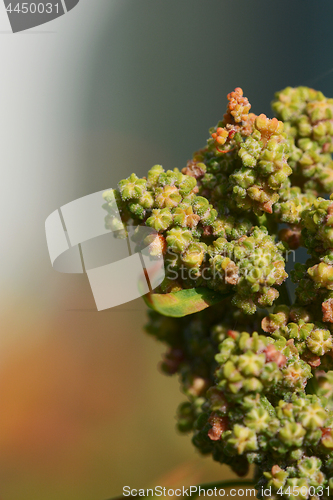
[
  {"xmin": 191, "ymin": 333, "xmax": 317, "ymax": 477},
  {"xmin": 145, "ymin": 294, "xmax": 333, "ymax": 497},
  {"xmin": 287, "ymin": 195, "xmax": 333, "ymax": 323},
  {"xmin": 207, "ymin": 87, "xmax": 256, "ymax": 156},
  {"xmin": 262, "ymin": 306, "xmax": 333, "ymax": 368},
  {"xmin": 207, "ymin": 227, "xmax": 287, "ymax": 314},
  {"xmin": 260, "ymin": 456, "xmax": 331, "ymax": 500},
  {"xmin": 274, "ymin": 187, "xmax": 316, "ymax": 225},
  {"xmin": 302, "ymin": 196, "xmax": 333, "ymax": 255},
  {"xmin": 230, "ymin": 115, "xmax": 292, "ymax": 215},
  {"xmin": 272, "ymin": 86, "xmax": 333, "ymax": 193},
  {"xmin": 105, "ymin": 164, "xmax": 287, "ymax": 313},
  {"xmin": 194, "ymin": 112, "xmax": 292, "ymax": 216},
  {"xmin": 107, "ymin": 86, "xmax": 333, "ymax": 499}
]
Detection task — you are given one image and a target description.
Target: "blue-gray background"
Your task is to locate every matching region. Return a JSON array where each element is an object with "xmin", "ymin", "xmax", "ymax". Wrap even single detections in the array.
[
  {"xmin": 0, "ymin": 1, "xmax": 332, "ymax": 499},
  {"xmin": 83, "ymin": 1, "xmax": 333, "ymax": 192}
]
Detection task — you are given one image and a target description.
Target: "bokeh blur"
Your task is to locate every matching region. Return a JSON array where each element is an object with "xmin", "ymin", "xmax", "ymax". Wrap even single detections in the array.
[{"xmin": 0, "ymin": 1, "xmax": 333, "ymax": 499}]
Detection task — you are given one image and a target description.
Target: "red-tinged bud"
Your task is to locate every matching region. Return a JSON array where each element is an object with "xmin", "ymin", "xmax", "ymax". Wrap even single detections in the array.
[
  {"xmin": 264, "ymin": 344, "xmax": 287, "ymax": 367},
  {"xmin": 208, "ymin": 413, "xmax": 228, "ymax": 441}
]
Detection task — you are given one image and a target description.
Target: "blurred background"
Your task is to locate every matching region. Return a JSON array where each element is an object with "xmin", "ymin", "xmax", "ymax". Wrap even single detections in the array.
[{"xmin": 0, "ymin": 1, "xmax": 333, "ymax": 499}]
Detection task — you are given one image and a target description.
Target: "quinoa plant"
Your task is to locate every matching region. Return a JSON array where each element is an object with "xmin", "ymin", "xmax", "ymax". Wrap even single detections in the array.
[{"xmin": 105, "ymin": 87, "xmax": 333, "ymax": 499}]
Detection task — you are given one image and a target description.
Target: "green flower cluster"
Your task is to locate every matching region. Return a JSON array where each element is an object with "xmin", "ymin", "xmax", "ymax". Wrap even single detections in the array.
[
  {"xmin": 262, "ymin": 307, "xmax": 333, "ymax": 358},
  {"xmin": 288, "ymin": 195, "xmax": 333, "ymax": 324},
  {"xmin": 261, "ymin": 458, "xmax": 331, "ymax": 500},
  {"xmin": 146, "ymin": 304, "xmax": 333, "ymax": 499},
  {"xmin": 302, "ymin": 196, "xmax": 333, "ymax": 255},
  {"xmin": 191, "ymin": 331, "xmax": 318, "ymax": 475},
  {"xmin": 274, "ymin": 187, "xmax": 316, "ymax": 225},
  {"xmin": 207, "ymin": 227, "xmax": 287, "ymax": 314},
  {"xmin": 104, "ymin": 165, "xmax": 288, "ymax": 313},
  {"xmin": 105, "ymin": 87, "xmax": 333, "ymax": 500},
  {"xmin": 193, "ymin": 113, "xmax": 292, "ymax": 216},
  {"xmin": 272, "ymin": 86, "xmax": 333, "ymax": 193},
  {"xmin": 230, "ymin": 115, "xmax": 292, "ymax": 215}
]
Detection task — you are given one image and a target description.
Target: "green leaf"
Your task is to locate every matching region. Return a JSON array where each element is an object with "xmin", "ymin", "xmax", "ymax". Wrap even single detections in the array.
[{"xmin": 143, "ymin": 287, "xmax": 231, "ymax": 317}]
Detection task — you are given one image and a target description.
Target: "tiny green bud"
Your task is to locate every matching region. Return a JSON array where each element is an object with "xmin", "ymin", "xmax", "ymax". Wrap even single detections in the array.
[
  {"xmin": 146, "ymin": 208, "xmax": 173, "ymax": 232},
  {"xmin": 166, "ymin": 227, "xmax": 193, "ymax": 253}
]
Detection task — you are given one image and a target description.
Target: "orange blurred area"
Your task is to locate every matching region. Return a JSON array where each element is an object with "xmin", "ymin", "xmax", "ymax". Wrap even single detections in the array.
[{"xmin": 0, "ymin": 275, "xmax": 247, "ymax": 500}]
